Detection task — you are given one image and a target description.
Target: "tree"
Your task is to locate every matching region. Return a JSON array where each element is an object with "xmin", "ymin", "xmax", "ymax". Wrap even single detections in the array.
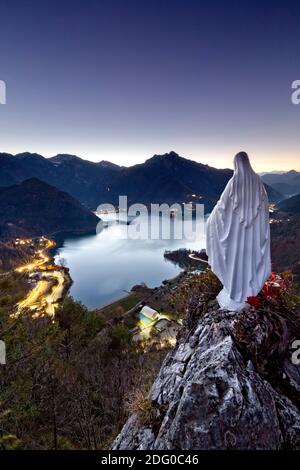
[{"xmin": 57, "ymin": 257, "xmax": 67, "ymax": 269}]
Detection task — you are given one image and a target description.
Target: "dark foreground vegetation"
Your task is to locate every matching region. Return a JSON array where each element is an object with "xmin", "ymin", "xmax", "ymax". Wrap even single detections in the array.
[
  {"xmin": 271, "ymin": 211, "xmax": 300, "ymax": 285},
  {"xmin": 1, "ymin": 262, "xmax": 300, "ymax": 450},
  {"xmin": 0, "ymin": 276, "xmax": 167, "ymax": 449},
  {"xmin": 1, "ymin": 206, "xmax": 300, "ymax": 450}
]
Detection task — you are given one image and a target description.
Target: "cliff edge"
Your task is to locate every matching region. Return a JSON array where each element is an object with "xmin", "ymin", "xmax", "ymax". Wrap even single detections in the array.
[{"xmin": 113, "ymin": 298, "xmax": 300, "ymax": 450}]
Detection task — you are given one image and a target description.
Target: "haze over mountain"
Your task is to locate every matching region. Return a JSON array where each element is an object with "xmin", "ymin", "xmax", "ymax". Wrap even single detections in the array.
[
  {"xmin": 276, "ymin": 193, "xmax": 300, "ymax": 214},
  {"xmin": 262, "ymin": 170, "xmax": 300, "ymax": 198},
  {"xmin": 0, "ymin": 178, "xmax": 99, "ymax": 239},
  {"xmin": 0, "ymin": 151, "xmax": 283, "ymax": 211}
]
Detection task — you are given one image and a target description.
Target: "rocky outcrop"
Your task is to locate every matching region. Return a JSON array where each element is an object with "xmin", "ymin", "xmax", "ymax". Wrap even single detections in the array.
[{"xmin": 113, "ymin": 306, "xmax": 300, "ymax": 450}]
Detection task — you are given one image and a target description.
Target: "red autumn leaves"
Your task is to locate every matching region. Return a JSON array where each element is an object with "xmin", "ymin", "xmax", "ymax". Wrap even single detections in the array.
[{"xmin": 247, "ymin": 272, "xmax": 290, "ymax": 308}]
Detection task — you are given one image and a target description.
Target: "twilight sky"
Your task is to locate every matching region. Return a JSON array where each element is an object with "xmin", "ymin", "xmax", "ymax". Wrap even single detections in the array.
[{"xmin": 0, "ymin": 0, "xmax": 299, "ymax": 171}]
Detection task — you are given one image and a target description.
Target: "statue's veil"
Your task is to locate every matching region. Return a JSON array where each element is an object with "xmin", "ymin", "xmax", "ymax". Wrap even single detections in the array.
[
  {"xmin": 206, "ymin": 151, "xmax": 271, "ymax": 310},
  {"xmin": 229, "ymin": 152, "xmax": 266, "ymax": 227}
]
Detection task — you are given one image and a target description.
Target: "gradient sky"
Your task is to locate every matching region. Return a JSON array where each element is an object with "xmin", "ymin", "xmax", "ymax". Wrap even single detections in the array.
[{"xmin": 0, "ymin": 0, "xmax": 300, "ymax": 171}]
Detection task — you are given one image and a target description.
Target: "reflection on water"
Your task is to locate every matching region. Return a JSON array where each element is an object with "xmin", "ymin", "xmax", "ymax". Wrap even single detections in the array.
[{"xmin": 55, "ymin": 215, "xmax": 206, "ymax": 309}]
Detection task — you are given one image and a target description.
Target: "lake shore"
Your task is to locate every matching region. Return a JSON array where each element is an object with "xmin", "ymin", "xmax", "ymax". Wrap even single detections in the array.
[{"xmin": 54, "ymin": 216, "xmax": 206, "ymax": 309}]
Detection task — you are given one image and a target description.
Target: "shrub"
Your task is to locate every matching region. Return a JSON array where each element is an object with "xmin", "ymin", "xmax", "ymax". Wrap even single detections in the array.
[
  {"xmin": 126, "ymin": 388, "xmax": 157, "ymax": 426},
  {"xmin": 109, "ymin": 324, "xmax": 132, "ymax": 351}
]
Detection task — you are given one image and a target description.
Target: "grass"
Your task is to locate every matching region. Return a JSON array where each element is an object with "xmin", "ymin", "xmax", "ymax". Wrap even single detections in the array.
[
  {"xmin": 97, "ymin": 293, "xmax": 143, "ymax": 318},
  {"xmin": 126, "ymin": 387, "xmax": 157, "ymax": 427}
]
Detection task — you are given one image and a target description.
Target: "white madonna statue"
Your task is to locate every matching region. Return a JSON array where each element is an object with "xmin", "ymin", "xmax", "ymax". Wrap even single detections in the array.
[{"xmin": 206, "ymin": 152, "xmax": 271, "ymax": 311}]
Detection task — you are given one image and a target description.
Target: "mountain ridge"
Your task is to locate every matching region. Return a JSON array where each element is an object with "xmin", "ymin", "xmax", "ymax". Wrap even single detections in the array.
[
  {"xmin": 276, "ymin": 193, "xmax": 300, "ymax": 214},
  {"xmin": 0, "ymin": 151, "xmax": 284, "ymax": 211},
  {"xmin": 262, "ymin": 170, "xmax": 300, "ymax": 198}
]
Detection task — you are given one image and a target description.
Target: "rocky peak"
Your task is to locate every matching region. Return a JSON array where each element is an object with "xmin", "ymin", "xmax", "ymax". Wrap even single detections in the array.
[
  {"xmin": 14, "ymin": 152, "xmax": 45, "ymax": 161},
  {"xmin": 50, "ymin": 154, "xmax": 82, "ymax": 163},
  {"xmin": 145, "ymin": 151, "xmax": 182, "ymax": 166},
  {"xmin": 113, "ymin": 303, "xmax": 300, "ymax": 450},
  {"xmin": 97, "ymin": 160, "xmax": 121, "ymax": 171}
]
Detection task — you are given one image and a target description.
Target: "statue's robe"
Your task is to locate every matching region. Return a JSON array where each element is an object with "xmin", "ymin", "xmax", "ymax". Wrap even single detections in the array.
[{"xmin": 206, "ymin": 152, "xmax": 271, "ymax": 311}]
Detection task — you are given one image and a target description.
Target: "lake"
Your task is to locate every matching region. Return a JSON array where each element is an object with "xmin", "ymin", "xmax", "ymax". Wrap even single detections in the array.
[{"xmin": 55, "ymin": 214, "xmax": 206, "ymax": 309}]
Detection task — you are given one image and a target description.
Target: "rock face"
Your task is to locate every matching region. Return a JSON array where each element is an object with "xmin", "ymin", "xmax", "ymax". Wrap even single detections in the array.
[{"xmin": 113, "ymin": 307, "xmax": 300, "ymax": 450}]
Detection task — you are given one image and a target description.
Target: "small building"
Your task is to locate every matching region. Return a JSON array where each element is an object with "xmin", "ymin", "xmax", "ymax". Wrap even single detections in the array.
[{"xmin": 140, "ymin": 305, "xmax": 159, "ymax": 321}]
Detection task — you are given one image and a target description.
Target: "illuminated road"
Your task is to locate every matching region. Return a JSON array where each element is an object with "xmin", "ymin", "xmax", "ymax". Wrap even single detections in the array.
[
  {"xmin": 14, "ymin": 238, "xmax": 66, "ymax": 318},
  {"xmin": 15, "ymin": 241, "xmax": 54, "ymax": 273},
  {"xmin": 188, "ymin": 253, "xmax": 209, "ymax": 264},
  {"xmin": 43, "ymin": 270, "xmax": 65, "ymax": 317},
  {"xmin": 15, "ymin": 256, "xmax": 49, "ymax": 274},
  {"xmin": 16, "ymin": 279, "xmax": 51, "ymax": 314}
]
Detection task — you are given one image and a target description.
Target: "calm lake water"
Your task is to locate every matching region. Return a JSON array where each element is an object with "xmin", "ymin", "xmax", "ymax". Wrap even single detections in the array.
[{"xmin": 55, "ymin": 214, "xmax": 206, "ymax": 309}]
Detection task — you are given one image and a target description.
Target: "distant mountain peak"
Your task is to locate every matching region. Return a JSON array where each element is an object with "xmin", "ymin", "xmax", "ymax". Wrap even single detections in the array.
[
  {"xmin": 50, "ymin": 153, "xmax": 82, "ymax": 163},
  {"xmin": 14, "ymin": 152, "xmax": 44, "ymax": 160},
  {"xmin": 145, "ymin": 151, "xmax": 185, "ymax": 167},
  {"xmin": 152, "ymin": 151, "xmax": 180, "ymax": 159},
  {"xmin": 165, "ymin": 150, "xmax": 180, "ymax": 158},
  {"xmin": 97, "ymin": 160, "xmax": 121, "ymax": 171}
]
